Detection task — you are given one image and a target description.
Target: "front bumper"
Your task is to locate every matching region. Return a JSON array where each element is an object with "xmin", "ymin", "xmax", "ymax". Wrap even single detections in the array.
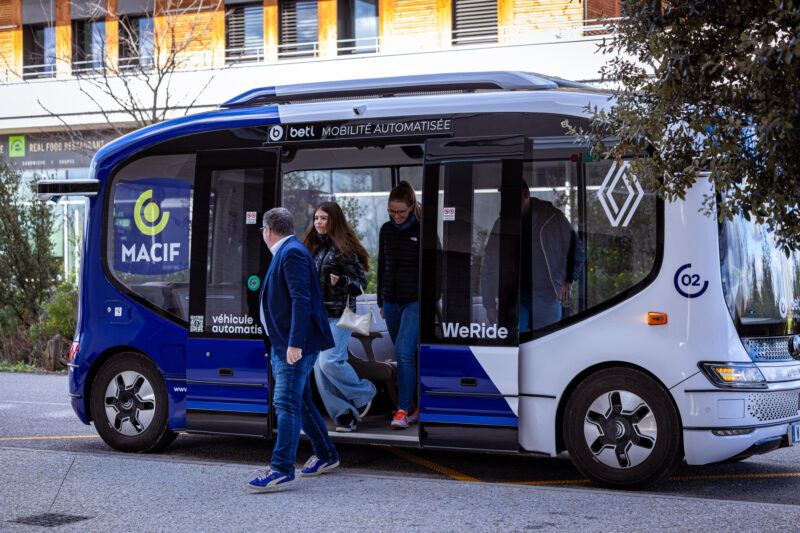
[{"xmin": 675, "ymin": 372, "xmax": 800, "ymax": 464}]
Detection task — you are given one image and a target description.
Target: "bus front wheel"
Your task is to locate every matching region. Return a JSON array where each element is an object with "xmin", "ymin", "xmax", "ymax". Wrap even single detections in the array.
[
  {"xmin": 563, "ymin": 368, "xmax": 682, "ymax": 489},
  {"xmin": 90, "ymin": 352, "xmax": 176, "ymax": 453}
]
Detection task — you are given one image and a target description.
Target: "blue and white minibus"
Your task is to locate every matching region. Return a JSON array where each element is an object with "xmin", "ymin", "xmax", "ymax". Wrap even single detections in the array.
[{"xmin": 39, "ymin": 71, "xmax": 800, "ymax": 489}]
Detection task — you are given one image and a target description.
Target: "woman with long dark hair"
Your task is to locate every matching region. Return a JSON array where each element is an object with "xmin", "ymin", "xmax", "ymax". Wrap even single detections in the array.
[
  {"xmin": 303, "ymin": 201, "xmax": 376, "ymax": 432},
  {"xmin": 378, "ymin": 181, "xmax": 422, "ymax": 430}
]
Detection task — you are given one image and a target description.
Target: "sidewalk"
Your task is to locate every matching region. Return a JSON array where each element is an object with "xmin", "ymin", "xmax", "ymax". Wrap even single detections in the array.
[{"xmin": 2, "ymin": 447, "xmax": 800, "ymax": 532}]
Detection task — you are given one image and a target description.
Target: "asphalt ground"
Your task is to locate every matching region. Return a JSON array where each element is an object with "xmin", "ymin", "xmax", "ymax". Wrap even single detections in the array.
[{"xmin": 3, "ymin": 372, "xmax": 800, "ymax": 531}]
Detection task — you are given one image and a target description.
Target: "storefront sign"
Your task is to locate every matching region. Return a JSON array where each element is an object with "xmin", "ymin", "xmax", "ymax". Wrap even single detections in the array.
[{"xmin": 2, "ymin": 132, "xmax": 114, "ymax": 169}]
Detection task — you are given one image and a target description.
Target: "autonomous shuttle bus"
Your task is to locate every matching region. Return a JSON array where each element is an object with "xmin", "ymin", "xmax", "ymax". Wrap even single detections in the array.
[{"xmin": 39, "ymin": 72, "xmax": 800, "ymax": 488}]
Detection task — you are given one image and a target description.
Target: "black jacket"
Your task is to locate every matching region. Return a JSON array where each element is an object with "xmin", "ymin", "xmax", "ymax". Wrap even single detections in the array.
[
  {"xmin": 312, "ymin": 234, "xmax": 367, "ymax": 318},
  {"xmin": 377, "ymin": 218, "xmax": 420, "ymax": 307}
]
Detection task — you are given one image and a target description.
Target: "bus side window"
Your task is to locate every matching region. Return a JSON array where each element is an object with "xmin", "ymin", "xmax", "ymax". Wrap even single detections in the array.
[
  {"xmin": 282, "ymin": 165, "xmax": 394, "ymax": 296},
  {"xmin": 107, "ymin": 154, "xmax": 195, "ymax": 322},
  {"xmin": 521, "ymin": 159, "xmax": 658, "ymax": 336}
]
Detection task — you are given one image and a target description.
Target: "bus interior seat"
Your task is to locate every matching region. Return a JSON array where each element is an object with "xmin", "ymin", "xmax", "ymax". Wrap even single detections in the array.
[
  {"xmin": 131, "ymin": 281, "xmax": 189, "ymax": 320},
  {"xmin": 172, "ymin": 287, "xmax": 190, "ymax": 321},
  {"xmin": 347, "ymin": 349, "xmax": 398, "ymax": 409}
]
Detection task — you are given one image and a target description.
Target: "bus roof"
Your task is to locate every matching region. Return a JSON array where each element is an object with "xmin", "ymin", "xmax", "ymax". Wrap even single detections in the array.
[
  {"xmin": 220, "ymin": 71, "xmax": 599, "ymax": 108},
  {"xmin": 91, "ymin": 72, "xmax": 609, "ymax": 179}
]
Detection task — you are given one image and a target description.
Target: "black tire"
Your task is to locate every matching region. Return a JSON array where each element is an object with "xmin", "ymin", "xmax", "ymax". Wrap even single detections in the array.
[
  {"xmin": 90, "ymin": 352, "xmax": 176, "ymax": 453},
  {"xmin": 563, "ymin": 367, "xmax": 682, "ymax": 489}
]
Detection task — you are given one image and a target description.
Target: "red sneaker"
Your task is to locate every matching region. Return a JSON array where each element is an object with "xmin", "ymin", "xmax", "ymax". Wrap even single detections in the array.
[
  {"xmin": 407, "ymin": 408, "xmax": 419, "ymax": 424},
  {"xmin": 391, "ymin": 410, "xmax": 408, "ymax": 429}
]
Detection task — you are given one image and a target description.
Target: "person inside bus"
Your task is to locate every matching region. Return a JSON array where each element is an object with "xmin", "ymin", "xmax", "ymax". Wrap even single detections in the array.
[
  {"xmin": 303, "ymin": 201, "xmax": 376, "ymax": 433},
  {"xmin": 378, "ymin": 181, "xmax": 421, "ymax": 430},
  {"xmin": 481, "ymin": 180, "xmax": 577, "ymax": 332}
]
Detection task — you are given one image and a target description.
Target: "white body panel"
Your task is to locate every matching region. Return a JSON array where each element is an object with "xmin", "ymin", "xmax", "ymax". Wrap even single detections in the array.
[
  {"xmin": 271, "ymin": 89, "xmax": 800, "ymax": 464},
  {"xmin": 517, "ymin": 178, "xmax": 800, "ymax": 462}
]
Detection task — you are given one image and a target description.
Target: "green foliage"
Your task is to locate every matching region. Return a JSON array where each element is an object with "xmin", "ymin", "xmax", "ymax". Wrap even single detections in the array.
[
  {"xmin": 31, "ymin": 280, "xmax": 78, "ymax": 346},
  {"xmin": 0, "ymin": 159, "xmax": 61, "ymax": 325},
  {"xmin": 365, "ymin": 253, "xmax": 378, "ymax": 294},
  {"xmin": 0, "ymin": 360, "xmax": 37, "ymax": 372},
  {"xmin": 569, "ymin": 0, "xmax": 800, "ymax": 250}
]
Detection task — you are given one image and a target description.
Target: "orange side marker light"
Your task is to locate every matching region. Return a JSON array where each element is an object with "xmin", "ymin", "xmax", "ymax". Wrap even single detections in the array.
[{"xmin": 647, "ymin": 312, "xmax": 668, "ymax": 325}]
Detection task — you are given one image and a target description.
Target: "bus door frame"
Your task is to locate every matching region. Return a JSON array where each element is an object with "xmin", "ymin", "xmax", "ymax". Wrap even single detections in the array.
[
  {"xmin": 418, "ymin": 135, "xmax": 529, "ymax": 451},
  {"xmin": 185, "ymin": 147, "xmax": 281, "ymax": 437}
]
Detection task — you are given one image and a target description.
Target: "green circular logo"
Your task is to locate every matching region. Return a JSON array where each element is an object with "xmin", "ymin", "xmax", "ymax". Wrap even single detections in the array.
[{"xmin": 247, "ymin": 275, "xmax": 261, "ymax": 291}]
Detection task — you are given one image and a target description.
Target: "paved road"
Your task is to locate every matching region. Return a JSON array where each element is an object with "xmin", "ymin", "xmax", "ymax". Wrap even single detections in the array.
[{"xmin": 3, "ymin": 372, "xmax": 800, "ymax": 531}]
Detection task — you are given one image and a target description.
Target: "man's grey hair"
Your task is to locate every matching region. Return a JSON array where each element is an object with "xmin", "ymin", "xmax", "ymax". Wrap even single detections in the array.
[{"xmin": 263, "ymin": 208, "xmax": 294, "ymax": 237}]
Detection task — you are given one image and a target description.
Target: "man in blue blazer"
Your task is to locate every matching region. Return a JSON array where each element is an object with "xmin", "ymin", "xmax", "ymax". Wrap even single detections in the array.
[{"xmin": 247, "ymin": 207, "xmax": 339, "ymax": 491}]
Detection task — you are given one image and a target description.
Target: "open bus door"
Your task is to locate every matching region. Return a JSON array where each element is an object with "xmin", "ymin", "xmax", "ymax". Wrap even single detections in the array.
[
  {"xmin": 419, "ymin": 136, "xmax": 529, "ymax": 451},
  {"xmin": 185, "ymin": 148, "xmax": 280, "ymax": 437}
]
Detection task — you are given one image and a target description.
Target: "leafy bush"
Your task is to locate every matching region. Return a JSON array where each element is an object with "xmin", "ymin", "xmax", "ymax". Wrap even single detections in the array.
[
  {"xmin": 0, "ymin": 160, "xmax": 60, "ymax": 326},
  {"xmin": 31, "ymin": 280, "xmax": 78, "ymax": 344}
]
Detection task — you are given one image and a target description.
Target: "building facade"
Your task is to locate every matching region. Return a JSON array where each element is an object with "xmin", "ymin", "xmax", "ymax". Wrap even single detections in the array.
[{"xmin": 0, "ymin": 0, "xmax": 620, "ymax": 276}]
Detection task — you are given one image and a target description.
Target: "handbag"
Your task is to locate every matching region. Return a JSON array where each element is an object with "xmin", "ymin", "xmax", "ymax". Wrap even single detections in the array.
[{"xmin": 336, "ymin": 289, "xmax": 373, "ymax": 336}]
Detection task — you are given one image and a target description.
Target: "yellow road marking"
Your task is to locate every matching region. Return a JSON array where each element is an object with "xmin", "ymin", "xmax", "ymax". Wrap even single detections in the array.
[
  {"xmin": 669, "ymin": 472, "xmax": 800, "ymax": 481},
  {"xmin": 0, "ymin": 435, "xmax": 99, "ymax": 441},
  {"xmin": 6, "ymin": 436, "xmax": 800, "ymax": 485},
  {"xmin": 382, "ymin": 446, "xmax": 482, "ymax": 482},
  {"xmin": 507, "ymin": 479, "xmax": 589, "ymax": 485},
  {"xmin": 381, "ymin": 445, "xmax": 800, "ymax": 485}
]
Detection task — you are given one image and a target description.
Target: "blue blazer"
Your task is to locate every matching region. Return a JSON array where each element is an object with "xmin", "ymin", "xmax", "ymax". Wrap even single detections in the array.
[{"xmin": 259, "ymin": 236, "xmax": 335, "ymax": 357}]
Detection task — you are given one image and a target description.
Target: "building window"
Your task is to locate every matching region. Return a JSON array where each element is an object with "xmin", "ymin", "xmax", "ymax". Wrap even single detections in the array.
[
  {"xmin": 279, "ymin": 0, "xmax": 318, "ymax": 58},
  {"xmin": 22, "ymin": 24, "xmax": 56, "ymax": 79},
  {"xmin": 72, "ymin": 20, "xmax": 106, "ymax": 73},
  {"xmin": 337, "ymin": 0, "xmax": 378, "ymax": 54},
  {"xmin": 452, "ymin": 0, "xmax": 497, "ymax": 45},
  {"xmin": 226, "ymin": 3, "xmax": 264, "ymax": 63},
  {"xmin": 119, "ymin": 16, "xmax": 155, "ymax": 69}
]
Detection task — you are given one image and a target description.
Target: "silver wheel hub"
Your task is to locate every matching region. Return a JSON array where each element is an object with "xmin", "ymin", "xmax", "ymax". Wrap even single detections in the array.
[
  {"xmin": 583, "ymin": 390, "xmax": 658, "ymax": 469},
  {"xmin": 104, "ymin": 371, "xmax": 156, "ymax": 436}
]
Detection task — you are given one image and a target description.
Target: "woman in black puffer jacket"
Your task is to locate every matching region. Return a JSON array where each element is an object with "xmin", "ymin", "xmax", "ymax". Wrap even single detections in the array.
[{"xmin": 302, "ymin": 201, "xmax": 375, "ymax": 432}]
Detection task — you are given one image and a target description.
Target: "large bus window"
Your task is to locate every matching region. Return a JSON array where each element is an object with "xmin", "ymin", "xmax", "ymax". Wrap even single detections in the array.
[
  {"xmin": 435, "ymin": 161, "xmax": 519, "ymax": 345},
  {"xmin": 398, "ymin": 166, "xmax": 422, "ymax": 190},
  {"xmin": 107, "ymin": 154, "xmax": 194, "ymax": 321},
  {"xmin": 523, "ymin": 158, "xmax": 658, "ymax": 334},
  {"xmin": 201, "ymin": 168, "xmax": 272, "ymax": 334},
  {"xmin": 583, "ymin": 160, "xmax": 658, "ymax": 310},
  {"xmin": 282, "ymin": 167, "xmax": 390, "ymax": 291},
  {"xmin": 526, "ymin": 160, "xmax": 579, "ymax": 330}
]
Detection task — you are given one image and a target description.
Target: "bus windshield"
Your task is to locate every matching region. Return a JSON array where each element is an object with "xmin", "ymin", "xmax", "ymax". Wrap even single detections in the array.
[{"xmin": 720, "ymin": 213, "xmax": 800, "ymax": 337}]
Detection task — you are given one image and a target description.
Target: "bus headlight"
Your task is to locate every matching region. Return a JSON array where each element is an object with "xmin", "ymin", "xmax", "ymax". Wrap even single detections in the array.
[
  {"xmin": 758, "ymin": 364, "xmax": 800, "ymax": 382},
  {"xmin": 699, "ymin": 363, "xmax": 768, "ymax": 388}
]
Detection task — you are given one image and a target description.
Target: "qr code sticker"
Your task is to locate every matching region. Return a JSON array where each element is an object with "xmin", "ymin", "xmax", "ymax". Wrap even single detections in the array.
[{"xmin": 190, "ymin": 315, "xmax": 204, "ymax": 333}]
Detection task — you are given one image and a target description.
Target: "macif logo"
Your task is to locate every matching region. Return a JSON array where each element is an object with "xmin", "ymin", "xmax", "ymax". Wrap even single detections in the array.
[
  {"xmin": 134, "ymin": 189, "xmax": 170, "ymax": 235},
  {"xmin": 114, "ymin": 179, "xmax": 190, "ymax": 273}
]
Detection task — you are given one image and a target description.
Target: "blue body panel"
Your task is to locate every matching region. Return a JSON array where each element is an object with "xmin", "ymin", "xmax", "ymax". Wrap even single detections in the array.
[
  {"xmin": 68, "ymin": 106, "xmax": 280, "ymax": 430},
  {"xmin": 419, "ymin": 345, "xmax": 518, "ymax": 427}
]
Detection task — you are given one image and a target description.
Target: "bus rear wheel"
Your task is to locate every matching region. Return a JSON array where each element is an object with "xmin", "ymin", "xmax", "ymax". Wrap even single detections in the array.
[
  {"xmin": 563, "ymin": 368, "xmax": 682, "ymax": 489},
  {"xmin": 90, "ymin": 352, "xmax": 176, "ymax": 453}
]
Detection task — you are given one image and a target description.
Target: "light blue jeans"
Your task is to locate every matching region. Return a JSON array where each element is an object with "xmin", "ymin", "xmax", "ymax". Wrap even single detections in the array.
[
  {"xmin": 314, "ymin": 318, "xmax": 376, "ymax": 421},
  {"xmin": 382, "ymin": 300, "xmax": 418, "ymax": 413}
]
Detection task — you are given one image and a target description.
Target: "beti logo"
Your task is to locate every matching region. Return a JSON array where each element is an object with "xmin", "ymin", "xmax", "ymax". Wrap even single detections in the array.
[
  {"xmin": 134, "ymin": 189, "xmax": 170, "ymax": 235},
  {"xmin": 268, "ymin": 125, "xmax": 284, "ymax": 142}
]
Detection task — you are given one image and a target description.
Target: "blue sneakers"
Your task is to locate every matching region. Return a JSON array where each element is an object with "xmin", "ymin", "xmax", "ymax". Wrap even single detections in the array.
[
  {"xmin": 247, "ymin": 468, "xmax": 298, "ymax": 491},
  {"xmin": 300, "ymin": 455, "xmax": 340, "ymax": 477}
]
